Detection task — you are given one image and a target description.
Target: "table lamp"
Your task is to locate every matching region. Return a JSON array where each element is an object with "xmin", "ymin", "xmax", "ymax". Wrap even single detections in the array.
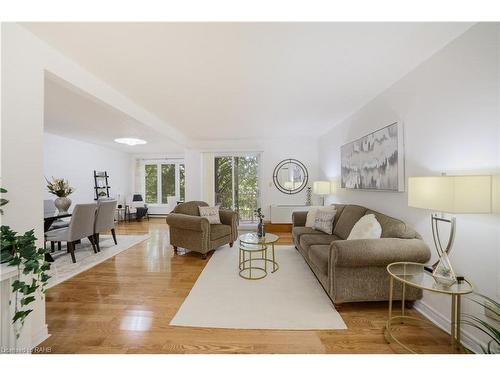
[
  {"xmin": 313, "ymin": 181, "xmax": 333, "ymax": 206},
  {"xmin": 408, "ymin": 175, "xmax": 492, "ymax": 285}
]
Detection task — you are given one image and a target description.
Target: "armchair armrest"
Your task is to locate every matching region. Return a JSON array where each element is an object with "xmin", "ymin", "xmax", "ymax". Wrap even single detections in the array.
[
  {"xmin": 166, "ymin": 213, "xmax": 210, "ymax": 232},
  {"xmin": 219, "ymin": 209, "xmax": 238, "ymax": 240},
  {"xmin": 292, "ymin": 211, "xmax": 308, "ymax": 227},
  {"xmin": 331, "ymin": 238, "xmax": 431, "ymax": 268}
]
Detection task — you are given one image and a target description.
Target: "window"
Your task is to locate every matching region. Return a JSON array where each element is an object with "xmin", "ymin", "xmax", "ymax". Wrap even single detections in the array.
[
  {"xmin": 214, "ymin": 154, "xmax": 260, "ymax": 224},
  {"xmin": 180, "ymin": 164, "xmax": 185, "ymax": 201},
  {"xmin": 161, "ymin": 164, "xmax": 175, "ymax": 203},
  {"xmin": 144, "ymin": 161, "xmax": 185, "ymax": 204},
  {"xmin": 145, "ymin": 164, "xmax": 158, "ymax": 204}
]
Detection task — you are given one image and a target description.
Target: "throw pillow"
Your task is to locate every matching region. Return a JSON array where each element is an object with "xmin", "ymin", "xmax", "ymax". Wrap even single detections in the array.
[
  {"xmin": 347, "ymin": 214, "xmax": 382, "ymax": 240},
  {"xmin": 305, "ymin": 206, "xmax": 336, "ymax": 227},
  {"xmin": 305, "ymin": 209, "xmax": 318, "ymax": 227},
  {"xmin": 198, "ymin": 206, "xmax": 221, "ymax": 224},
  {"xmin": 313, "ymin": 208, "xmax": 337, "ymax": 234}
]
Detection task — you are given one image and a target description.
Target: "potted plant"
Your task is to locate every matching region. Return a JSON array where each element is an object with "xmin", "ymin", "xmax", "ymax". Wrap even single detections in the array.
[
  {"xmin": 46, "ymin": 177, "xmax": 75, "ymax": 212},
  {"xmin": 0, "ymin": 188, "xmax": 51, "ymax": 338},
  {"xmin": 462, "ymin": 293, "xmax": 500, "ymax": 353}
]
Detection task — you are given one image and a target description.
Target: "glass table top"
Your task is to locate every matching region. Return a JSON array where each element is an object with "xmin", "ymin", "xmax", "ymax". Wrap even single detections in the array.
[
  {"xmin": 44, "ymin": 209, "xmax": 72, "ymax": 220},
  {"xmin": 239, "ymin": 232, "xmax": 280, "ymax": 245},
  {"xmin": 387, "ymin": 262, "xmax": 473, "ymax": 295}
]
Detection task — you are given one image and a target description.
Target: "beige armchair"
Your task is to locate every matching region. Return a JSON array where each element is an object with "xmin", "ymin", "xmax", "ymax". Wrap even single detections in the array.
[{"xmin": 166, "ymin": 201, "xmax": 238, "ymax": 259}]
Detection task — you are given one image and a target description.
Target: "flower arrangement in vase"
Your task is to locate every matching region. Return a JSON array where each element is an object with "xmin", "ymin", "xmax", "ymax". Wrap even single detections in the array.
[
  {"xmin": 254, "ymin": 207, "xmax": 265, "ymax": 237},
  {"xmin": 46, "ymin": 177, "xmax": 75, "ymax": 213}
]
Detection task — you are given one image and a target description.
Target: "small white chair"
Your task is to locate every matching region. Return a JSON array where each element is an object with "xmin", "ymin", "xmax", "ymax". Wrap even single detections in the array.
[
  {"xmin": 94, "ymin": 200, "xmax": 118, "ymax": 252},
  {"xmin": 46, "ymin": 203, "xmax": 97, "ymax": 263}
]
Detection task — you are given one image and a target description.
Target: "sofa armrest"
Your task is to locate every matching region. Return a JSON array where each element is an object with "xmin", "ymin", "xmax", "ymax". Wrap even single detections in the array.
[
  {"xmin": 219, "ymin": 209, "xmax": 238, "ymax": 240},
  {"xmin": 292, "ymin": 211, "xmax": 308, "ymax": 227},
  {"xmin": 330, "ymin": 238, "xmax": 431, "ymax": 268},
  {"xmin": 166, "ymin": 213, "xmax": 210, "ymax": 232}
]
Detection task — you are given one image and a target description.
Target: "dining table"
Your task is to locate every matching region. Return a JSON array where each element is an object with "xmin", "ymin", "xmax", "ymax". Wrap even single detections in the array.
[{"xmin": 43, "ymin": 209, "xmax": 72, "ymax": 262}]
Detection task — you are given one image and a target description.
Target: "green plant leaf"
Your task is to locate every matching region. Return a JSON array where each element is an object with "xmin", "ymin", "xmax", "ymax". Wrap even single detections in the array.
[
  {"xmin": 11, "ymin": 280, "xmax": 26, "ymax": 291},
  {"xmin": 13, "ymin": 309, "xmax": 33, "ymax": 323},
  {"xmin": 20, "ymin": 296, "xmax": 36, "ymax": 306}
]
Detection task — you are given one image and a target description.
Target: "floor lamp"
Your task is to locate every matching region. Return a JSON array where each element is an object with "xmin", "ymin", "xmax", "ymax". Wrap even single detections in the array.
[{"xmin": 408, "ymin": 175, "xmax": 492, "ymax": 286}]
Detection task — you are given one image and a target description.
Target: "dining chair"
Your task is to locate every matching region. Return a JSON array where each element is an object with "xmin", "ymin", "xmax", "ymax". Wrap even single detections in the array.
[
  {"xmin": 45, "ymin": 203, "xmax": 98, "ymax": 263},
  {"xmin": 94, "ymin": 199, "xmax": 118, "ymax": 252}
]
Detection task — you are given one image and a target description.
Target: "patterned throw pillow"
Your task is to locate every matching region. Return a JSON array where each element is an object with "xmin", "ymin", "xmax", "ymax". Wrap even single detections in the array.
[
  {"xmin": 198, "ymin": 206, "xmax": 221, "ymax": 224},
  {"xmin": 313, "ymin": 208, "xmax": 337, "ymax": 234}
]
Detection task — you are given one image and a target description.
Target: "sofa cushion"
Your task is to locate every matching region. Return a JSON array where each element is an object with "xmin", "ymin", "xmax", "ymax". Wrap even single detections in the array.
[
  {"xmin": 299, "ymin": 233, "xmax": 339, "ymax": 256},
  {"xmin": 333, "ymin": 205, "xmax": 368, "ymax": 240},
  {"xmin": 292, "ymin": 227, "xmax": 325, "ymax": 243},
  {"xmin": 331, "ymin": 204, "xmax": 347, "ymax": 229},
  {"xmin": 174, "ymin": 201, "xmax": 208, "ymax": 216},
  {"xmin": 366, "ymin": 210, "xmax": 418, "ymax": 239},
  {"xmin": 309, "ymin": 245, "xmax": 330, "ymax": 277},
  {"xmin": 210, "ymin": 224, "xmax": 231, "ymax": 240}
]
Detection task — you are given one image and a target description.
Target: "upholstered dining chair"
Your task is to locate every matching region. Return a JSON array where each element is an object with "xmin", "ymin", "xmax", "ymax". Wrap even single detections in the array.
[
  {"xmin": 94, "ymin": 199, "xmax": 118, "ymax": 251},
  {"xmin": 45, "ymin": 203, "xmax": 98, "ymax": 263},
  {"xmin": 166, "ymin": 201, "xmax": 238, "ymax": 259}
]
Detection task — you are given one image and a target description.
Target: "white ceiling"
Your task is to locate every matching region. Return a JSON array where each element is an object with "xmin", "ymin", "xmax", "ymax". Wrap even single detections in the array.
[
  {"xmin": 44, "ymin": 75, "xmax": 184, "ymax": 154},
  {"xmin": 28, "ymin": 22, "xmax": 473, "ymax": 143}
]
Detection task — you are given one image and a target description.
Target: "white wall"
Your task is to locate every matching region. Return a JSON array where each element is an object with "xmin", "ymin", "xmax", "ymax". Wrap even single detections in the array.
[
  {"xmin": 318, "ymin": 23, "xmax": 500, "ymax": 350},
  {"xmin": 43, "ymin": 133, "xmax": 132, "ymax": 204},
  {"xmin": 186, "ymin": 137, "xmax": 320, "ymax": 219},
  {"xmin": 1, "ymin": 23, "xmax": 184, "ymax": 351}
]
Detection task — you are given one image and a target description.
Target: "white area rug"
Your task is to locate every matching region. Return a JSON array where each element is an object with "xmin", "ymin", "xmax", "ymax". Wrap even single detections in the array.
[
  {"xmin": 46, "ymin": 234, "xmax": 149, "ymax": 288},
  {"xmin": 170, "ymin": 244, "xmax": 347, "ymax": 330}
]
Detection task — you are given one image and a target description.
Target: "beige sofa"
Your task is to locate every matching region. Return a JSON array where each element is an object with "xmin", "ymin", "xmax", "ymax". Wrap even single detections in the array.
[
  {"xmin": 166, "ymin": 201, "xmax": 238, "ymax": 259},
  {"xmin": 293, "ymin": 204, "xmax": 431, "ymax": 305}
]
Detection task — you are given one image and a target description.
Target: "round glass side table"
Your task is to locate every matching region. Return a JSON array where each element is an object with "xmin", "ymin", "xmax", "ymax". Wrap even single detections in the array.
[
  {"xmin": 385, "ymin": 262, "xmax": 473, "ymax": 353},
  {"xmin": 238, "ymin": 233, "xmax": 280, "ymax": 280}
]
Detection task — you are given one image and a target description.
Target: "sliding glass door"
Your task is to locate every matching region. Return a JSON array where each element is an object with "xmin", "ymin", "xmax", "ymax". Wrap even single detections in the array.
[{"xmin": 214, "ymin": 154, "xmax": 260, "ymax": 224}]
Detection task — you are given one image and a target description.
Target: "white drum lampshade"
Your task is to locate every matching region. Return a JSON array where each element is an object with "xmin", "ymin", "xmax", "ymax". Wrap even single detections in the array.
[
  {"xmin": 408, "ymin": 175, "xmax": 492, "ymax": 213},
  {"xmin": 313, "ymin": 181, "xmax": 332, "ymax": 195}
]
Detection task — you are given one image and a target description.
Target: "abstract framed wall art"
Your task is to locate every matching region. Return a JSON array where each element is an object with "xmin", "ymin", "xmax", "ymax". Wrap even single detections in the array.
[{"xmin": 341, "ymin": 121, "xmax": 404, "ymax": 191}]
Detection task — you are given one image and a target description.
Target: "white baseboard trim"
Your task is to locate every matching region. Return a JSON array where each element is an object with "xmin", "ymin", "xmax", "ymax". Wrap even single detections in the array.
[
  {"xmin": 30, "ymin": 324, "xmax": 50, "ymax": 353},
  {"xmin": 414, "ymin": 300, "xmax": 485, "ymax": 353}
]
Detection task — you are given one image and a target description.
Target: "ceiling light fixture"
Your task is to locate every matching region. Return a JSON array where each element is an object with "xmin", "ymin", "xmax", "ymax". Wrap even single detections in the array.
[{"xmin": 114, "ymin": 138, "xmax": 147, "ymax": 146}]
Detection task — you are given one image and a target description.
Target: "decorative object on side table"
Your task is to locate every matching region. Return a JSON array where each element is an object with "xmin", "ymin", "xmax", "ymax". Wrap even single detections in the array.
[
  {"xmin": 312, "ymin": 181, "xmax": 332, "ymax": 206},
  {"xmin": 408, "ymin": 175, "xmax": 492, "ymax": 286},
  {"xmin": 46, "ymin": 176, "xmax": 75, "ymax": 213},
  {"xmin": 0, "ymin": 188, "xmax": 51, "ymax": 338},
  {"xmin": 254, "ymin": 207, "xmax": 265, "ymax": 237},
  {"xmin": 305, "ymin": 186, "xmax": 312, "ymax": 206}
]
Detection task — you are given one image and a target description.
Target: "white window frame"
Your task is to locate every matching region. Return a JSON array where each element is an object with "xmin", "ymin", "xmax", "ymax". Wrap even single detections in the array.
[{"xmin": 142, "ymin": 159, "xmax": 185, "ymax": 206}]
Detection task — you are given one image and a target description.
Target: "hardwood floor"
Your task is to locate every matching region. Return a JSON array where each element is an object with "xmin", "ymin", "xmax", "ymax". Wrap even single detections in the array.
[{"xmin": 35, "ymin": 218, "xmax": 465, "ymax": 354}]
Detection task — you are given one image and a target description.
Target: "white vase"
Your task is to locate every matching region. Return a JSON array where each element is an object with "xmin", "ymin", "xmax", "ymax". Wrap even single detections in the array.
[{"xmin": 54, "ymin": 197, "xmax": 71, "ymax": 213}]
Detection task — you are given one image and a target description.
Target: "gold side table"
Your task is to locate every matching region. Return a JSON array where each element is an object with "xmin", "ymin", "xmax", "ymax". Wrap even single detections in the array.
[
  {"xmin": 238, "ymin": 233, "xmax": 280, "ymax": 280},
  {"xmin": 385, "ymin": 262, "xmax": 473, "ymax": 353}
]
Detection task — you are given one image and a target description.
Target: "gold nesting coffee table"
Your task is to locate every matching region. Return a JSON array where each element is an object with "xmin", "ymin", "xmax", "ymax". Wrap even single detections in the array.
[{"xmin": 238, "ymin": 233, "xmax": 279, "ymax": 280}]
